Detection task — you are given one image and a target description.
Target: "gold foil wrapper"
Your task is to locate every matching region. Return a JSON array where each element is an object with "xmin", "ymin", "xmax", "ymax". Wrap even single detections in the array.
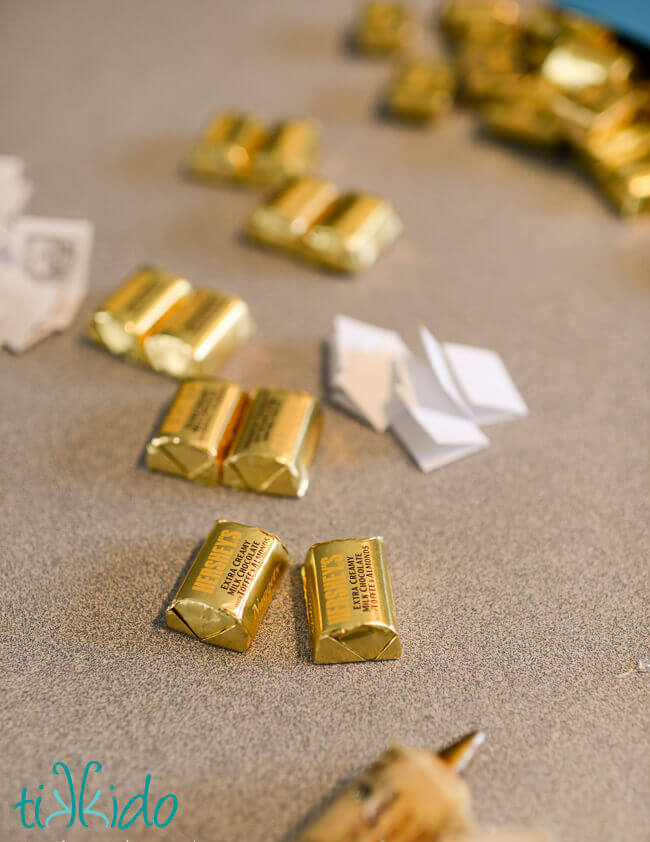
[
  {"xmin": 585, "ymin": 121, "xmax": 650, "ymax": 170},
  {"xmin": 247, "ymin": 176, "xmax": 339, "ymax": 251},
  {"xmin": 146, "ymin": 378, "xmax": 247, "ymax": 484},
  {"xmin": 143, "ymin": 288, "xmax": 254, "ymax": 378},
  {"xmin": 299, "ymin": 192, "xmax": 403, "ymax": 273},
  {"xmin": 355, "ymin": 2, "xmax": 413, "ymax": 54},
  {"xmin": 166, "ymin": 520, "xmax": 289, "ymax": 652},
  {"xmin": 88, "ymin": 266, "xmax": 191, "ymax": 360},
  {"xmin": 594, "ymin": 157, "xmax": 650, "ymax": 216},
  {"xmin": 387, "ymin": 59, "xmax": 456, "ymax": 121},
  {"xmin": 541, "ymin": 40, "xmax": 635, "ymax": 95},
  {"xmin": 297, "ymin": 744, "xmax": 472, "ymax": 842},
  {"xmin": 441, "ymin": 0, "xmax": 522, "ymax": 43},
  {"xmin": 223, "ymin": 387, "xmax": 322, "ymax": 498},
  {"xmin": 456, "ymin": 41, "xmax": 527, "ymax": 104},
  {"xmin": 248, "ymin": 120, "xmax": 320, "ymax": 188},
  {"xmin": 478, "ymin": 76, "xmax": 561, "ymax": 146},
  {"xmin": 301, "ymin": 536, "xmax": 401, "ymax": 664},
  {"xmin": 188, "ymin": 112, "xmax": 268, "ymax": 181},
  {"xmin": 551, "ymin": 88, "xmax": 647, "ymax": 148}
]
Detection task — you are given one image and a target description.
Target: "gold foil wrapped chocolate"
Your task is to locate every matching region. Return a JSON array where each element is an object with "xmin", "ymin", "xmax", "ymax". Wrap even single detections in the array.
[
  {"xmin": 89, "ymin": 267, "xmax": 253, "ymax": 374},
  {"xmin": 88, "ymin": 266, "xmax": 191, "ymax": 360},
  {"xmin": 147, "ymin": 380, "xmax": 322, "ymax": 496},
  {"xmin": 386, "ymin": 59, "xmax": 456, "ymax": 121},
  {"xmin": 143, "ymin": 289, "xmax": 253, "ymax": 378},
  {"xmin": 146, "ymin": 378, "xmax": 247, "ymax": 484},
  {"xmin": 247, "ymin": 178, "xmax": 402, "ymax": 272},
  {"xmin": 585, "ymin": 122, "xmax": 650, "ymax": 170},
  {"xmin": 300, "ymin": 192, "xmax": 402, "ymax": 273},
  {"xmin": 551, "ymin": 88, "xmax": 646, "ymax": 147},
  {"xmin": 247, "ymin": 176, "xmax": 339, "ymax": 251},
  {"xmin": 355, "ymin": 2, "xmax": 413, "ymax": 54},
  {"xmin": 223, "ymin": 387, "xmax": 322, "ymax": 498},
  {"xmin": 478, "ymin": 76, "xmax": 561, "ymax": 146},
  {"xmin": 166, "ymin": 519, "xmax": 289, "ymax": 652},
  {"xmin": 301, "ymin": 536, "xmax": 401, "ymax": 663},
  {"xmin": 594, "ymin": 157, "xmax": 650, "ymax": 216},
  {"xmin": 441, "ymin": 0, "xmax": 522, "ymax": 43},
  {"xmin": 188, "ymin": 111, "xmax": 267, "ymax": 181},
  {"xmin": 248, "ymin": 120, "xmax": 320, "ymax": 188},
  {"xmin": 540, "ymin": 39, "xmax": 635, "ymax": 95},
  {"xmin": 456, "ymin": 41, "xmax": 528, "ymax": 104}
]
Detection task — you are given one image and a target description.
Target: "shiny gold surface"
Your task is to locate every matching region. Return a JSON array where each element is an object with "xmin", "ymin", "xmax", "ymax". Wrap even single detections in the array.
[
  {"xmin": 441, "ymin": 0, "xmax": 522, "ymax": 42},
  {"xmin": 247, "ymin": 176, "xmax": 339, "ymax": 251},
  {"xmin": 143, "ymin": 288, "xmax": 254, "ymax": 378},
  {"xmin": 223, "ymin": 387, "xmax": 322, "ymax": 497},
  {"xmin": 456, "ymin": 41, "xmax": 527, "ymax": 104},
  {"xmin": 297, "ymin": 743, "xmax": 472, "ymax": 841},
  {"xmin": 248, "ymin": 119, "xmax": 320, "ymax": 187},
  {"xmin": 166, "ymin": 520, "xmax": 289, "ymax": 651},
  {"xmin": 188, "ymin": 111, "xmax": 268, "ymax": 181},
  {"xmin": 541, "ymin": 39, "xmax": 635, "ymax": 95},
  {"xmin": 387, "ymin": 59, "xmax": 456, "ymax": 121},
  {"xmin": 478, "ymin": 78, "xmax": 561, "ymax": 146},
  {"xmin": 585, "ymin": 121, "xmax": 650, "ymax": 170},
  {"xmin": 551, "ymin": 88, "xmax": 647, "ymax": 147},
  {"xmin": 355, "ymin": 2, "xmax": 413, "ymax": 54},
  {"xmin": 146, "ymin": 378, "xmax": 247, "ymax": 484},
  {"xmin": 595, "ymin": 157, "xmax": 650, "ymax": 216},
  {"xmin": 88, "ymin": 266, "xmax": 191, "ymax": 360},
  {"xmin": 301, "ymin": 536, "xmax": 401, "ymax": 663},
  {"xmin": 299, "ymin": 192, "xmax": 403, "ymax": 273}
]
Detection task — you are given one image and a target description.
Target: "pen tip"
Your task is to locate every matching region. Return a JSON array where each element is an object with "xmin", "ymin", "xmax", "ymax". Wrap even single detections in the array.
[{"xmin": 438, "ymin": 730, "xmax": 486, "ymax": 773}]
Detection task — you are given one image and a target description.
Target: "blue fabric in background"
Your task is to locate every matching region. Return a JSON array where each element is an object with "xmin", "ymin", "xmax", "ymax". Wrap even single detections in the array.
[{"xmin": 558, "ymin": 1, "xmax": 650, "ymax": 48}]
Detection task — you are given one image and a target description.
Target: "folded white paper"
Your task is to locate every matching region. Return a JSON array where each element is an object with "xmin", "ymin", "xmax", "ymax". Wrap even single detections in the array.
[
  {"xmin": 326, "ymin": 316, "xmax": 528, "ymax": 473},
  {"xmin": 442, "ymin": 341, "xmax": 529, "ymax": 425},
  {"xmin": 328, "ymin": 314, "xmax": 411, "ymax": 432},
  {"xmin": 391, "ymin": 353, "xmax": 489, "ymax": 471}
]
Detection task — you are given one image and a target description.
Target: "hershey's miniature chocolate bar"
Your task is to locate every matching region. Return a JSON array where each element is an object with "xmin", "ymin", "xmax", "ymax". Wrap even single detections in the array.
[
  {"xmin": 249, "ymin": 120, "xmax": 320, "ymax": 187},
  {"xmin": 187, "ymin": 112, "xmax": 267, "ymax": 181},
  {"xmin": 88, "ymin": 266, "xmax": 191, "ymax": 360},
  {"xmin": 299, "ymin": 192, "xmax": 402, "ymax": 273},
  {"xmin": 166, "ymin": 519, "xmax": 289, "ymax": 652},
  {"xmin": 223, "ymin": 387, "xmax": 322, "ymax": 498},
  {"xmin": 301, "ymin": 536, "xmax": 401, "ymax": 663},
  {"xmin": 143, "ymin": 288, "xmax": 253, "ymax": 378},
  {"xmin": 146, "ymin": 378, "xmax": 247, "ymax": 484}
]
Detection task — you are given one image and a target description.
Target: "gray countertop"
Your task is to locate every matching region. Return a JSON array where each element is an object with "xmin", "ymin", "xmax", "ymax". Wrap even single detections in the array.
[{"xmin": 1, "ymin": 2, "xmax": 648, "ymax": 840}]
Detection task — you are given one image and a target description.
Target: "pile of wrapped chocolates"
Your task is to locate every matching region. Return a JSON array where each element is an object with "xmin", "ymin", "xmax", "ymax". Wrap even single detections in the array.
[{"xmin": 355, "ymin": 1, "xmax": 650, "ymax": 216}]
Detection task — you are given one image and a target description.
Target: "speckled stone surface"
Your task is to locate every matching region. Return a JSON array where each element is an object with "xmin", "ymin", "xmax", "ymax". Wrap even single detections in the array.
[{"xmin": 1, "ymin": 2, "xmax": 648, "ymax": 841}]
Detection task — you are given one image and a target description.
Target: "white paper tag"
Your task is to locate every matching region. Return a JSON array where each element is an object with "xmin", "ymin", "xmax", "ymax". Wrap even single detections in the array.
[{"xmin": 1, "ymin": 216, "xmax": 94, "ymax": 353}]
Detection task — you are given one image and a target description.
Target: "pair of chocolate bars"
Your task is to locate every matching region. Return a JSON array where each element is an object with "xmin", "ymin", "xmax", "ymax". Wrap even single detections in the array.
[
  {"xmin": 146, "ymin": 377, "xmax": 322, "ymax": 497},
  {"xmin": 88, "ymin": 266, "xmax": 253, "ymax": 378},
  {"xmin": 187, "ymin": 112, "xmax": 320, "ymax": 187},
  {"xmin": 247, "ymin": 175, "xmax": 403, "ymax": 273},
  {"xmin": 166, "ymin": 520, "xmax": 401, "ymax": 663}
]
